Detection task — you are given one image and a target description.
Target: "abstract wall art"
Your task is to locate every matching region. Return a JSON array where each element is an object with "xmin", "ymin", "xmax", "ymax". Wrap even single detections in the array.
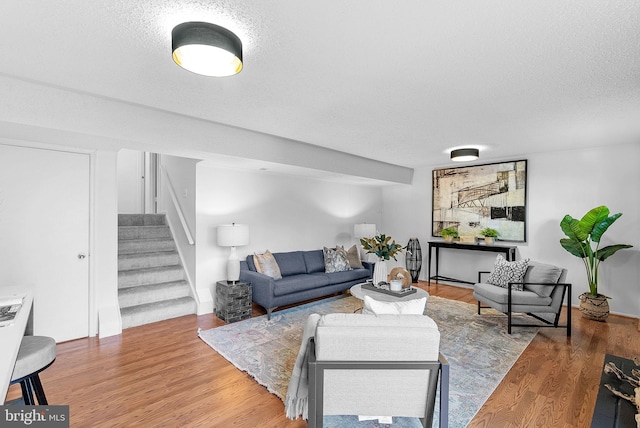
[{"xmin": 432, "ymin": 160, "xmax": 527, "ymax": 242}]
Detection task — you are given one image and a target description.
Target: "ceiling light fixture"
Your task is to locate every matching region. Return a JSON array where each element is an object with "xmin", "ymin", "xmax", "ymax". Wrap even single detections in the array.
[
  {"xmin": 172, "ymin": 21, "xmax": 243, "ymax": 77},
  {"xmin": 450, "ymin": 148, "xmax": 479, "ymax": 162}
]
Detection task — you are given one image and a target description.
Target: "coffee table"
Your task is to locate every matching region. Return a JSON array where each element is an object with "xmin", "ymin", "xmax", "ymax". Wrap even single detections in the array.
[{"xmin": 350, "ymin": 283, "xmax": 429, "ymax": 312}]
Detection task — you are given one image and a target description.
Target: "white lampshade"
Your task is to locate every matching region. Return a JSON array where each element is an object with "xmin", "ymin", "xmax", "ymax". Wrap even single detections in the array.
[
  {"xmin": 354, "ymin": 223, "xmax": 377, "ymax": 238},
  {"xmin": 217, "ymin": 223, "xmax": 250, "ymax": 283},
  {"xmin": 217, "ymin": 224, "xmax": 250, "ymax": 247}
]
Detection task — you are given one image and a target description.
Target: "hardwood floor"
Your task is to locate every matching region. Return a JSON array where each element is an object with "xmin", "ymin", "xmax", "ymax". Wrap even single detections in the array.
[{"xmin": 6, "ymin": 282, "xmax": 639, "ymax": 427}]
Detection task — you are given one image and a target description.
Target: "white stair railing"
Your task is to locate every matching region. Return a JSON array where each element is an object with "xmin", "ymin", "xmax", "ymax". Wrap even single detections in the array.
[{"xmin": 160, "ymin": 165, "xmax": 194, "ymax": 245}]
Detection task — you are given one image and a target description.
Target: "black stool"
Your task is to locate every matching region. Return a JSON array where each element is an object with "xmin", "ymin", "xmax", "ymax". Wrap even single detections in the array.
[{"xmin": 10, "ymin": 336, "xmax": 56, "ymax": 405}]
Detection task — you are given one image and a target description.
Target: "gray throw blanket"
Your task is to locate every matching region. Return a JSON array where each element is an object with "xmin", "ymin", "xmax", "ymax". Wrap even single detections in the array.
[{"xmin": 284, "ymin": 313, "xmax": 321, "ymax": 420}]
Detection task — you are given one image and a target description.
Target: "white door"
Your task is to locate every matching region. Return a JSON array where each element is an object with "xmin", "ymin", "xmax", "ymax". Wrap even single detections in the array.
[{"xmin": 0, "ymin": 144, "xmax": 90, "ymax": 342}]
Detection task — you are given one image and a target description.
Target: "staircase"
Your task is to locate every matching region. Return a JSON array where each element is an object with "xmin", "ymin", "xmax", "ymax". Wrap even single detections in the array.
[{"xmin": 118, "ymin": 214, "xmax": 196, "ymax": 329}]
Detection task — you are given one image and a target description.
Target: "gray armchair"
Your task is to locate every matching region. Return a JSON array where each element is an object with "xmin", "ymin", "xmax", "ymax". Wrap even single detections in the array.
[
  {"xmin": 306, "ymin": 313, "xmax": 449, "ymax": 428},
  {"xmin": 473, "ymin": 261, "xmax": 572, "ymax": 336}
]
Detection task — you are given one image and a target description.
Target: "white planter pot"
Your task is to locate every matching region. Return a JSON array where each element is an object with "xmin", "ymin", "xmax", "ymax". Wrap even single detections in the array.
[{"xmin": 373, "ymin": 259, "xmax": 388, "ymax": 284}]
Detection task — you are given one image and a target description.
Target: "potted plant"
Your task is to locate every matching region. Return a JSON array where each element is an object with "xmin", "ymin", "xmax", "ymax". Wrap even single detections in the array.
[
  {"xmin": 479, "ymin": 228, "xmax": 499, "ymax": 245},
  {"xmin": 360, "ymin": 234, "xmax": 406, "ymax": 284},
  {"xmin": 560, "ymin": 205, "xmax": 633, "ymax": 321},
  {"xmin": 440, "ymin": 227, "xmax": 459, "ymax": 243}
]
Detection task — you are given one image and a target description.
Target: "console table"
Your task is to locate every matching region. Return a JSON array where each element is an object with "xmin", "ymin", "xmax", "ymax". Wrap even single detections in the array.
[{"xmin": 427, "ymin": 241, "xmax": 517, "ymax": 285}]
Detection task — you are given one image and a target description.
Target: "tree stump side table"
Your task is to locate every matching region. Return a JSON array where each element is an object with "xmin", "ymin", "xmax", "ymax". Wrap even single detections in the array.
[{"xmin": 215, "ymin": 281, "xmax": 252, "ymax": 323}]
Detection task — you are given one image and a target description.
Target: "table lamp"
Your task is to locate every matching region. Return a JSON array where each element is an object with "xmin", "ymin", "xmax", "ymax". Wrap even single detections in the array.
[{"xmin": 217, "ymin": 223, "xmax": 250, "ymax": 283}]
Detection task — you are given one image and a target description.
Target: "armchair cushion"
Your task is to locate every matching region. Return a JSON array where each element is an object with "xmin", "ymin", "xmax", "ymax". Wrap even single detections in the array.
[
  {"xmin": 486, "ymin": 255, "xmax": 529, "ymax": 290},
  {"xmin": 523, "ymin": 262, "xmax": 564, "ymax": 297},
  {"xmin": 474, "ymin": 282, "xmax": 552, "ymax": 306}
]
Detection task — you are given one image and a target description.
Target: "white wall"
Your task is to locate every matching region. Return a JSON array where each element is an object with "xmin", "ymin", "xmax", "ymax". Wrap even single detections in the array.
[
  {"xmin": 195, "ymin": 165, "xmax": 383, "ymax": 310},
  {"xmin": 382, "ymin": 143, "xmax": 640, "ymax": 317},
  {"xmin": 117, "ymin": 149, "xmax": 144, "ymax": 213}
]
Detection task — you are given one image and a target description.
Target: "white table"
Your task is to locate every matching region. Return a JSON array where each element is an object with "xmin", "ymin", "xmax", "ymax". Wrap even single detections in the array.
[
  {"xmin": 0, "ymin": 288, "xmax": 33, "ymax": 404},
  {"xmin": 350, "ymin": 283, "xmax": 429, "ymax": 303}
]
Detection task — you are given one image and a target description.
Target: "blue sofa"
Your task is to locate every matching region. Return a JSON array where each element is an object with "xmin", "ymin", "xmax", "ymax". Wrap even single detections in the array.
[{"xmin": 239, "ymin": 249, "xmax": 374, "ymax": 319}]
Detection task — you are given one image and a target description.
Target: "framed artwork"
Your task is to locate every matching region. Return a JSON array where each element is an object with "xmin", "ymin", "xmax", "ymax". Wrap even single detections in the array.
[{"xmin": 432, "ymin": 160, "xmax": 527, "ymax": 242}]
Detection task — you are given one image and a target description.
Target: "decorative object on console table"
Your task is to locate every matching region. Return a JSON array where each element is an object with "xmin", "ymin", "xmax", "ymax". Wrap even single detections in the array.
[
  {"xmin": 360, "ymin": 233, "xmax": 406, "ymax": 285},
  {"xmin": 217, "ymin": 223, "xmax": 250, "ymax": 283},
  {"xmin": 559, "ymin": 205, "xmax": 633, "ymax": 321},
  {"xmin": 479, "ymin": 227, "xmax": 499, "ymax": 246},
  {"xmin": 440, "ymin": 227, "xmax": 458, "ymax": 243},
  {"xmin": 215, "ymin": 280, "xmax": 252, "ymax": 323}
]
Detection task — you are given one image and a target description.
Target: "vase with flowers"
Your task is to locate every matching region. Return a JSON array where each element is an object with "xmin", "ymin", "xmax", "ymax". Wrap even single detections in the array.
[{"xmin": 360, "ymin": 233, "xmax": 406, "ymax": 284}]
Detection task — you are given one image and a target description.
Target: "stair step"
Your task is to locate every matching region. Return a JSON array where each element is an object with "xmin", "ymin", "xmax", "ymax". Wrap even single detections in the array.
[
  {"xmin": 118, "ymin": 214, "xmax": 167, "ymax": 227},
  {"xmin": 118, "ymin": 251, "xmax": 181, "ymax": 271},
  {"xmin": 120, "ymin": 297, "xmax": 197, "ymax": 329},
  {"xmin": 118, "ymin": 225, "xmax": 171, "ymax": 240},
  {"xmin": 118, "ymin": 265, "xmax": 185, "ymax": 288},
  {"xmin": 118, "ymin": 238, "xmax": 176, "ymax": 255},
  {"xmin": 118, "ymin": 280, "xmax": 191, "ymax": 308}
]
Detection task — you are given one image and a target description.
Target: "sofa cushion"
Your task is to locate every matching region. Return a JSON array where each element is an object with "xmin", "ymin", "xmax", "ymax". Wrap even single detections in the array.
[
  {"xmin": 303, "ymin": 250, "xmax": 326, "ymax": 274},
  {"xmin": 323, "ymin": 247, "xmax": 351, "ymax": 273},
  {"xmin": 362, "ymin": 295, "xmax": 427, "ymax": 315},
  {"xmin": 254, "ymin": 250, "xmax": 282, "ymax": 280},
  {"xmin": 273, "ymin": 274, "xmax": 330, "ymax": 297},
  {"xmin": 523, "ymin": 262, "xmax": 563, "ymax": 297},
  {"xmin": 486, "ymin": 255, "xmax": 529, "ymax": 290},
  {"xmin": 339, "ymin": 244, "xmax": 363, "ymax": 269},
  {"xmin": 273, "ymin": 251, "xmax": 307, "ymax": 276},
  {"xmin": 311, "ymin": 268, "xmax": 370, "ymax": 285},
  {"xmin": 245, "ymin": 255, "xmax": 257, "ymax": 272},
  {"xmin": 474, "ymin": 282, "xmax": 552, "ymax": 306}
]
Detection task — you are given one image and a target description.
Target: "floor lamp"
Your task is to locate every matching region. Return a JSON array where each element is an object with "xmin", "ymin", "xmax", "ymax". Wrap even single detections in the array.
[{"xmin": 217, "ymin": 223, "xmax": 250, "ymax": 283}]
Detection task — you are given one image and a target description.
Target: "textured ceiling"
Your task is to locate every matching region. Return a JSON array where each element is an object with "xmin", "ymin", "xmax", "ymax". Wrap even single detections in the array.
[{"xmin": 1, "ymin": 0, "xmax": 639, "ymax": 171}]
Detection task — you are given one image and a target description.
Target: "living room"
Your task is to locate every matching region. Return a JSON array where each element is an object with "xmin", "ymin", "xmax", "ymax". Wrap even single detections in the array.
[{"xmin": 1, "ymin": 2, "xmax": 640, "ymax": 427}]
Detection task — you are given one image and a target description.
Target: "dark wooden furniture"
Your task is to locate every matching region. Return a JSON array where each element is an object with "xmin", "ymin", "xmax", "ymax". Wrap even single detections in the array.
[
  {"xmin": 591, "ymin": 354, "xmax": 638, "ymax": 427},
  {"xmin": 427, "ymin": 241, "xmax": 517, "ymax": 285}
]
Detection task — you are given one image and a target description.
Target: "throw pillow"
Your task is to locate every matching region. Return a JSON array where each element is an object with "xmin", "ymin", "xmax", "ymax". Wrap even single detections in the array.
[
  {"xmin": 486, "ymin": 255, "xmax": 530, "ymax": 291},
  {"xmin": 362, "ymin": 295, "xmax": 427, "ymax": 315},
  {"xmin": 253, "ymin": 250, "xmax": 282, "ymax": 280},
  {"xmin": 337, "ymin": 244, "xmax": 363, "ymax": 269},
  {"xmin": 323, "ymin": 247, "xmax": 351, "ymax": 273}
]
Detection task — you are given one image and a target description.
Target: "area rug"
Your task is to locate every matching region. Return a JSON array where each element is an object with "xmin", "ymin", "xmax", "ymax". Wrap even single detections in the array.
[{"xmin": 198, "ymin": 294, "xmax": 539, "ymax": 427}]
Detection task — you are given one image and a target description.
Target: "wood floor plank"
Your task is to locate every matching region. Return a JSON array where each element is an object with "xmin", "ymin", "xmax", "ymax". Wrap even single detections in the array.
[{"xmin": 6, "ymin": 281, "xmax": 639, "ymax": 427}]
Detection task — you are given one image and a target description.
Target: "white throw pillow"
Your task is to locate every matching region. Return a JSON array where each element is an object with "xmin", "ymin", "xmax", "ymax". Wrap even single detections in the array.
[{"xmin": 362, "ymin": 295, "xmax": 427, "ymax": 315}]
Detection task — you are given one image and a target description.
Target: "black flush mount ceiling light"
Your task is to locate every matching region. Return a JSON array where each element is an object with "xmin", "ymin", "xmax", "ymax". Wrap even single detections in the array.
[
  {"xmin": 172, "ymin": 21, "xmax": 243, "ymax": 77},
  {"xmin": 451, "ymin": 148, "xmax": 479, "ymax": 162}
]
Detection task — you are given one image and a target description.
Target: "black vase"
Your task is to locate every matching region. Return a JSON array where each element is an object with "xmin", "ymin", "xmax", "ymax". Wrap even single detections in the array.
[{"xmin": 405, "ymin": 238, "xmax": 422, "ymax": 283}]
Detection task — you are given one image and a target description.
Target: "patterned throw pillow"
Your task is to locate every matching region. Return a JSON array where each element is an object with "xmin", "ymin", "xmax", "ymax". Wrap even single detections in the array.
[
  {"xmin": 337, "ymin": 244, "xmax": 363, "ymax": 269},
  {"xmin": 253, "ymin": 250, "xmax": 282, "ymax": 280},
  {"xmin": 486, "ymin": 255, "xmax": 530, "ymax": 291},
  {"xmin": 323, "ymin": 247, "xmax": 352, "ymax": 273}
]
